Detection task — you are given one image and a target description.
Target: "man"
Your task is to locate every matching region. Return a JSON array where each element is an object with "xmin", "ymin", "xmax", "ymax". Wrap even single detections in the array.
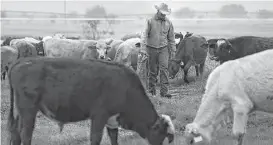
[{"xmin": 142, "ymin": 3, "xmax": 176, "ymax": 98}]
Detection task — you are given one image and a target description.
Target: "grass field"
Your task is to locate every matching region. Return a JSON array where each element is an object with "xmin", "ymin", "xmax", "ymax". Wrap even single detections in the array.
[{"xmin": 1, "ymin": 19, "xmax": 273, "ymax": 145}]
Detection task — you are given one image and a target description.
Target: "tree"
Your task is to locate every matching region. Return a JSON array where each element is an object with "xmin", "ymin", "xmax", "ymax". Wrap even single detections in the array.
[
  {"xmin": 174, "ymin": 7, "xmax": 195, "ymax": 18},
  {"xmin": 85, "ymin": 5, "xmax": 107, "ymax": 18},
  {"xmin": 219, "ymin": 4, "xmax": 248, "ymax": 18},
  {"xmin": 83, "ymin": 5, "xmax": 108, "ymax": 40},
  {"xmin": 257, "ymin": 9, "xmax": 273, "ymax": 19}
]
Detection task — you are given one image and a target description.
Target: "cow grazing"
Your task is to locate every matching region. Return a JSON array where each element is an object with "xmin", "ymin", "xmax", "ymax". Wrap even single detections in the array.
[
  {"xmin": 208, "ymin": 36, "xmax": 273, "ymax": 64},
  {"xmin": 114, "ymin": 38, "xmax": 141, "ymax": 71},
  {"xmin": 1, "ymin": 46, "xmax": 18, "ymax": 80},
  {"xmin": 8, "ymin": 57, "xmax": 175, "ymax": 145},
  {"xmin": 168, "ymin": 35, "xmax": 208, "ymax": 83},
  {"xmin": 184, "ymin": 49, "xmax": 273, "ymax": 145}
]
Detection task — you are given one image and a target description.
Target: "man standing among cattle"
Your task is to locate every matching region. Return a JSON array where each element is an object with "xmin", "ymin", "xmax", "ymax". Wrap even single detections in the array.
[{"xmin": 142, "ymin": 3, "xmax": 176, "ymax": 98}]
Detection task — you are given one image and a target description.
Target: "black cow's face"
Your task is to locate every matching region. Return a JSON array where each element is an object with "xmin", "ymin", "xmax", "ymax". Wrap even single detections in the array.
[
  {"xmin": 208, "ymin": 39, "xmax": 233, "ymax": 62},
  {"xmin": 147, "ymin": 117, "xmax": 174, "ymax": 145},
  {"xmin": 168, "ymin": 60, "xmax": 180, "ymax": 79},
  {"xmin": 35, "ymin": 41, "xmax": 45, "ymax": 56}
]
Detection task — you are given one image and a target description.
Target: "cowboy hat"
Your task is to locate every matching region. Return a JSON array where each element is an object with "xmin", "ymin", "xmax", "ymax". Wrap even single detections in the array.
[{"xmin": 154, "ymin": 3, "xmax": 171, "ymax": 15}]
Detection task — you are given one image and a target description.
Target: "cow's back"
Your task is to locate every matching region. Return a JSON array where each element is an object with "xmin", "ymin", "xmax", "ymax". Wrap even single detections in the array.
[
  {"xmin": 13, "ymin": 41, "xmax": 38, "ymax": 58},
  {"xmin": 9, "ymin": 57, "xmax": 148, "ymax": 122},
  {"xmin": 179, "ymin": 35, "xmax": 208, "ymax": 65},
  {"xmin": 229, "ymin": 36, "xmax": 273, "ymax": 58},
  {"xmin": 44, "ymin": 38, "xmax": 85, "ymax": 58}
]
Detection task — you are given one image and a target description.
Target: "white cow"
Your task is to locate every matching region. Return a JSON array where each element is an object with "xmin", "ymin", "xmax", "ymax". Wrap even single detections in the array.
[
  {"xmin": 184, "ymin": 49, "xmax": 273, "ymax": 145},
  {"xmin": 114, "ymin": 38, "xmax": 141, "ymax": 71},
  {"xmin": 44, "ymin": 38, "xmax": 110, "ymax": 60}
]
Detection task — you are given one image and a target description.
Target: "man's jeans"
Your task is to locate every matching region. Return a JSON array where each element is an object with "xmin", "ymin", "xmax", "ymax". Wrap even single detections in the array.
[{"xmin": 147, "ymin": 46, "xmax": 169, "ymax": 95}]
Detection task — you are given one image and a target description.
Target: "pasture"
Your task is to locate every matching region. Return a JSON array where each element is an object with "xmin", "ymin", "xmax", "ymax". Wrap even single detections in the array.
[{"xmin": 1, "ymin": 19, "xmax": 273, "ymax": 145}]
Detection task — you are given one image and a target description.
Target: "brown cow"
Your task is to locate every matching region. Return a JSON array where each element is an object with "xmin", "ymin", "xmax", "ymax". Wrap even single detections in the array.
[
  {"xmin": 168, "ymin": 35, "xmax": 208, "ymax": 83},
  {"xmin": 8, "ymin": 57, "xmax": 175, "ymax": 145}
]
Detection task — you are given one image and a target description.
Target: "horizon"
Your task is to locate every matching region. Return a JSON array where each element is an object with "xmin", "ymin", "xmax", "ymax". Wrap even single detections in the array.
[{"xmin": 2, "ymin": 0, "xmax": 273, "ymax": 16}]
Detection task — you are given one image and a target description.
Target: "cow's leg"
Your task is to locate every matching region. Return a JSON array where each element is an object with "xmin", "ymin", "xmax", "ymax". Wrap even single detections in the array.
[
  {"xmin": 2, "ymin": 72, "xmax": 6, "ymax": 80},
  {"xmin": 9, "ymin": 115, "xmax": 21, "ymax": 145},
  {"xmin": 19, "ymin": 108, "xmax": 38, "ymax": 145},
  {"xmin": 199, "ymin": 62, "xmax": 205, "ymax": 80},
  {"xmin": 232, "ymin": 97, "xmax": 252, "ymax": 145},
  {"xmin": 195, "ymin": 66, "xmax": 199, "ymax": 77},
  {"xmin": 90, "ymin": 114, "xmax": 109, "ymax": 145},
  {"xmin": 107, "ymin": 127, "xmax": 118, "ymax": 145},
  {"xmin": 183, "ymin": 61, "xmax": 193, "ymax": 84}
]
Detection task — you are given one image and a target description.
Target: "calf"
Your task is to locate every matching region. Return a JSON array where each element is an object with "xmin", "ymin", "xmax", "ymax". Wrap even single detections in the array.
[
  {"xmin": 208, "ymin": 36, "xmax": 273, "ymax": 64},
  {"xmin": 168, "ymin": 35, "xmax": 208, "ymax": 83},
  {"xmin": 8, "ymin": 57, "xmax": 175, "ymax": 145},
  {"xmin": 184, "ymin": 49, "xmax": 273, "ymax": 145}
]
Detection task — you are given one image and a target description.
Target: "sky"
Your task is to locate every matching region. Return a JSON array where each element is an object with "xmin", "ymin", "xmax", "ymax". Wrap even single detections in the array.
[{"xmin": 1, "ymin": 0, "xmax": 273, "ymax": 15}]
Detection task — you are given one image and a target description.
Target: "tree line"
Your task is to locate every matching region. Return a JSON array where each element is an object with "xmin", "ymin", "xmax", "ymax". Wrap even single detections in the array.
[
  {"xmin": 174, "ymin": 4, "xmax": 273, "ymax": 19},
  {"xmin": 2, "ymin": 4, "xmax": 273, "ymax": 19}
]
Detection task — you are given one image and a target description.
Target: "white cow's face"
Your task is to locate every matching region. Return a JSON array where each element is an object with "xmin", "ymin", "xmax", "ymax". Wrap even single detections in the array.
[{"xmin": 96, "ymin": 41, "xmax": 110, "ymax": 59}]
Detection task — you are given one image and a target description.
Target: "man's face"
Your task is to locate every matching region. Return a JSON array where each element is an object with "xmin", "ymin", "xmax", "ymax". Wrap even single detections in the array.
[{"xmin": 158, "ymin": 11, "xmax": 166, "ymax": 18}]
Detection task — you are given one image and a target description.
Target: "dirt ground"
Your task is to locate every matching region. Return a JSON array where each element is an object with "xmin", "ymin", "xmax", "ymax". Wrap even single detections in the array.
[{"xmin": 1, "ymin": 57, "xmax": 273, "ymax": 145}]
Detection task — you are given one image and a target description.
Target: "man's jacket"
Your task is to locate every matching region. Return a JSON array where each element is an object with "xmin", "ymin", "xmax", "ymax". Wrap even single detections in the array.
[{"xmin": 142, "ymin": 14, "xmax": 176, "ymax": 52}]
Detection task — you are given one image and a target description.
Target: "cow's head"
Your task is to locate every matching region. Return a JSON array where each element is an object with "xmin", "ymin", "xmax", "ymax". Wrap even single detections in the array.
[
  {"xmin": 2, "ymin": 37, "xmax": 13, "ymax": 46},
  {"xmin": 168, "ymin": 59, "xmax": 182, "ymax": 79},
  {"xmin": 184, "ymin": 123, "xmax": 209, "ymax": 145},
  {"xmin": 34, "ymin": 41, "xmax": 45, "ymax": 56},
  {"xmin": 96, "ymin": 41, "xmax": 111, "ymax": 60},
  {"xmin": 208, "ymin": 38, "xmax": 235, "ymax": 64},
  {"xmin": 85, "ymin": 44, "xmax": 100, "ymax": 59},
  {"xmin": 147, "ymin": 114, "xmax": 175, "ymax": 145}
]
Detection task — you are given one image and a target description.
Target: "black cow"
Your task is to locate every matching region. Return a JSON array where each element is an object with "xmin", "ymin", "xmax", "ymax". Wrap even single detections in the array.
[
  {"xmin": 208, "ymin": 36, "xmax": 273, "ymax": 64},
  {"xmin": 168, "ymin": 35, "xmax": 208, "ymax": 83},
  {"xmin": 8, "ymin": 57, "xmax": 175, "ymax": 145}
]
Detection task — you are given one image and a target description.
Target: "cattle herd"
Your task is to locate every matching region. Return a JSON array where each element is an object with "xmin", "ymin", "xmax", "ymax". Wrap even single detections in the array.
[{"xmin": 1, "ymin": 31, "xmax": 273, "ymax": 145}]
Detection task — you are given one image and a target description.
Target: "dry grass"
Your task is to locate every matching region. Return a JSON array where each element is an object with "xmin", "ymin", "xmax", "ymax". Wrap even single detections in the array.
[{"xmin": 1, "ymin": 20, "xmax": 273, "ymax": 145}]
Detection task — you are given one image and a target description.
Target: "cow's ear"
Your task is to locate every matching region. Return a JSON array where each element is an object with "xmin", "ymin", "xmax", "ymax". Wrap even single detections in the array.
[
  {"xmin": 202, "ymin": 43, "xmax": 209, "ymax": 49},
  {"xmin": 106, "ymin": 45, "xmax": 111, "ymax": 50},
  {"xmin": 135, "ymin": 42, "xmax": 141, "ymax": 48}
]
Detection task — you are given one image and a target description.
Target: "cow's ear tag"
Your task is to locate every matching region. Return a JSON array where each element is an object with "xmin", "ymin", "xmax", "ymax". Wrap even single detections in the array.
[
  {"xmin": 180, "ymin": 62, "xmax": 184, "ymax": 66},
  {"xmin": 194, "ymin": 136, "xmax": 203, "ymax": 143}
]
